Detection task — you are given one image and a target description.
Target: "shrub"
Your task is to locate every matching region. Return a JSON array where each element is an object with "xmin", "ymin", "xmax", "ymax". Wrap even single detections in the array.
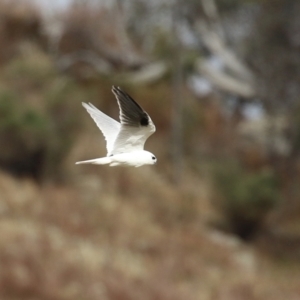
[
  {"xmin": 213, "ymin": 161, "xmax": 280, "ymax": 239},
  {"xmin": 0, "ymin": 49, "xmax": 85, "ymax": 181}
]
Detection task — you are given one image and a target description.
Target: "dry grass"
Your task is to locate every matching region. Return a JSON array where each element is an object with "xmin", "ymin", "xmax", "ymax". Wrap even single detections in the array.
[{"xmin": 0, "ymin": 166, "xmax": 300, "ymax": 300}]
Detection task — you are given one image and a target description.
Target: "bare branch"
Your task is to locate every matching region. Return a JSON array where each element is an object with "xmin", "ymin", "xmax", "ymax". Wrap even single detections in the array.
[
  {"xmin": 55, "ymin": 50, "xmax": 113, "ymax": 74},
  {"xmin": 114, "ymin": 61, "xmax": 168, "ymax": 85},
  {"xmin": 196, "ymin": 58, "xmax": 255, "ymax": 97}
]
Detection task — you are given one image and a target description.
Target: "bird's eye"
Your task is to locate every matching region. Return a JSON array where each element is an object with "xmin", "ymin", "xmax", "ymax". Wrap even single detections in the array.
[{"xmin": 152, "ymin": 156, "xmax": 156, "ymax": 160}]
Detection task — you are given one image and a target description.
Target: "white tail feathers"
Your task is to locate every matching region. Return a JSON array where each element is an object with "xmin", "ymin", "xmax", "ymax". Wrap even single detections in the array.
[{"xmin": 75, "ymin": 157, "xmax": 112, "ymax": 165}]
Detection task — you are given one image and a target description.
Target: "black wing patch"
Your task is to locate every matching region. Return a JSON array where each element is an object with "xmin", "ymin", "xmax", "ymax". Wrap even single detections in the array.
[{"xmin": 112, "ymin": 86, "xmax": 150, "ymax": 127}]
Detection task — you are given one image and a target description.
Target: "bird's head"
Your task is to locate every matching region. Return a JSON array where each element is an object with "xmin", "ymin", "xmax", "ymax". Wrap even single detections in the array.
[{"xmin": 143, "ymin": 151, "xmax": 157, "ymax": 165}]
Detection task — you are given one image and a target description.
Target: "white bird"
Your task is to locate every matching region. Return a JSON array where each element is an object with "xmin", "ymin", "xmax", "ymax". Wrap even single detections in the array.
[{"xmin": 76, "ymin": 86, "xmax": 157, "ymax": 167}]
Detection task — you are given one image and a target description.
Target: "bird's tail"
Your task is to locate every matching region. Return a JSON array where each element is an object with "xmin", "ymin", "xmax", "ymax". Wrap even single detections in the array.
[{"xmin": 75, "ymin": 157, "xmax": 112, "ymax": 165}]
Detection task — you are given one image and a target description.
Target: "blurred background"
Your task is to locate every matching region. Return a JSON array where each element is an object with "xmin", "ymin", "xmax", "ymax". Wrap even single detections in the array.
[{"xmin": 0, "ymin": 0, "xmax": 300, "ymax": 299}]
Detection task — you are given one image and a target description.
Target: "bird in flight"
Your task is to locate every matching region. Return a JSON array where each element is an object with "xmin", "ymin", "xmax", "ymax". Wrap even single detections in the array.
[{"xmin": 76, "ymin": 86, "xmax": 157, "ymax": 167}]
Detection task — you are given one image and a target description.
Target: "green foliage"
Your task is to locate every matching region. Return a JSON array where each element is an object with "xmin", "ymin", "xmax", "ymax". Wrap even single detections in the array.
[
  {"xmin": 0, "ymin": 47, "xmax": 87, "ymax": 180},
  {"xmin": 0, "ymin": 91, "xmax": 18, "ymax": 128},
  {"xmin": 0, "ymin": 89, "xmax": 46, "ymax": 134},
  {"xmin": 42, "ymin": 78, "xmax": 88, "ymax": 178},
  {"xmin": 213, "ymin": 161, "xmax": 280, "ymax": 236},
  {"xmin": 4, "ymin": 46, "xmax": 55, "ymax": 84}
]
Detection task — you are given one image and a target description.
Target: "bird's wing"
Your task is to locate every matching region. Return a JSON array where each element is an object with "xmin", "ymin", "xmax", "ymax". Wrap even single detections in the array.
[
  {"xmin": 110, "ymin": 86, "xmax": 156, "ymax": 154},
  {"xmin": 82, "ymin": 102, "xmax": 121, "ymax": 155}
]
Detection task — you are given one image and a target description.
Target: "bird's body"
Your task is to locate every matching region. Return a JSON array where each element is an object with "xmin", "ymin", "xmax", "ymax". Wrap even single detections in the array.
[
  {"xmin": 76, "ymin": 151, "xmax": 156, "ymax": 167},
  {"xmin": 76, "ymin": 86, "xmax": 157, "ymax": 167}
]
